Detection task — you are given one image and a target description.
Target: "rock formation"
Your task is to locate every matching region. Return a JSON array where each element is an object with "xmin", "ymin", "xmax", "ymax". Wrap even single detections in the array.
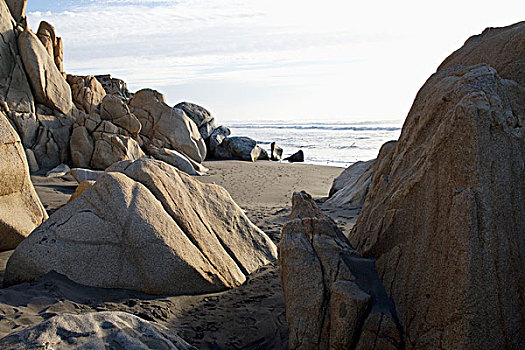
[
  {"xmin": 0, "ymin": 311, "xmax": 196, "ymax": 349},
  {"xmin": 129, "ymin": 89, "xmax": 207, "ymax": 163},
  {"xmin": 175, "ymin": 102, "xmax": 216, "ymax": 140},
  {"xmin": 208, "ymin": 125, "xmax": 230, "ymax": 156},
  {"xmin": 5, "ymin": 0, "xmax": 26, "ymax": 23},
  {"xmin": 328, "ymin": 159, "xmax": 375, "ymax": 198},
  {"xmin": 5, "ymin": 158, "xmax": 278, "ymax": 295},
  {"xmin": 280, "ymin": 192, "xmax": 403, "ymax": 350},
  {"xmin": 67, "ymin": 75, "xmax": 106, "ymax": 114},
  {"xmin": 214, "ymin": 136, "xmax": 268, "ymax": 162},
  {"xmin": 284, "ymin": 150, "xmax": 304, "ymax": 162},
  {"xmin": 0, "ymin": 110, "xmax": 47, "ymax": 251},
  {"xmin": 271, "ymin": 142, "xmax": 283, "ymax": 161},
  {"xmin": 95, "ymin": 74, "xmax": 133, "ymax": 99},
  {"xmin": 36, "ymin": 21, "xmax": 63, "ymax": 73},
  {"xmin": 350, "ymin": 32, "xmax": 525, "ymax": 348}
]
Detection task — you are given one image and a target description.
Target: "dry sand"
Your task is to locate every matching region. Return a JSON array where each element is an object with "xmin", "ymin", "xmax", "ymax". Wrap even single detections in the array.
[{"xmin": 0, "ymin": 160, "xmax": 358, "ymax": 349}]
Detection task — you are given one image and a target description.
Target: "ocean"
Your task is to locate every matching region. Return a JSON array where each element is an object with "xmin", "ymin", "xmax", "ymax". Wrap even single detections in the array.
[{"xmin": 224, "ymin": 120, "xmax": 403, "ymax": 168}]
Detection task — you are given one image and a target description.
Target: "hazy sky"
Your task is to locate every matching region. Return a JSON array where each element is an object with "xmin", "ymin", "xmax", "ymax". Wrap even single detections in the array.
[{"xmin": 26, "ymin": 0, "xmax": 523, "ymax": 122}]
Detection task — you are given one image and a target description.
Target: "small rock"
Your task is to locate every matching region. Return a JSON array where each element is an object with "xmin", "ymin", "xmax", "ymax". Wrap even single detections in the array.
[
  {"xmin": 270, "ymin": 142, "xmax": 283, "ymax": 161},
  {"xmin": 284, "ymin": 150, "xmax": 304, "ymax": 163},
  {"xmin": 45, "ymin": 163, "xmax": 70, "ymax": 177}
]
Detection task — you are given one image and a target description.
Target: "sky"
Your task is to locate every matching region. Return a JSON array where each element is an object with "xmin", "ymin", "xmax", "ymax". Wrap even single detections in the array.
[{"xmin": 26, "ymin": 0, "xmax": 524, "ymax": 123}]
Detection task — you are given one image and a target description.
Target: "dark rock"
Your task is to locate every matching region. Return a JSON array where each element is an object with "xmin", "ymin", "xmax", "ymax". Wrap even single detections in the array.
[
  {"xmin": 284, "ymin": 150, "xmax": 304, "ymax": 162},
  {"xmin": 214, "ymin": 136, "xmax": 268, "ymax": 162},
  {"xmin": 175, "ymin": 102, "xmax": 217, "ymax": 140},
  {"xmin": 208, "ymin": 125, "xmax": 230, "ymax": 156},
  {"xmin": 94, "ymin": 74, "xmax": 133, "ymax": 99}
]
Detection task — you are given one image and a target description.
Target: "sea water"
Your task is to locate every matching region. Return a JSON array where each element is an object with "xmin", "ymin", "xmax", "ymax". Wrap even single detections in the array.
[{"xmin": 224, "ymin": 120, "xmax": 403, "ymax": 168}]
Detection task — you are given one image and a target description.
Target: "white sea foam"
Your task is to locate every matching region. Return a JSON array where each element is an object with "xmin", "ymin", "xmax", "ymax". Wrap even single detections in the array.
[{"xmin": 224, "ymin": 120, "xmax": 403, "ymax": 168}]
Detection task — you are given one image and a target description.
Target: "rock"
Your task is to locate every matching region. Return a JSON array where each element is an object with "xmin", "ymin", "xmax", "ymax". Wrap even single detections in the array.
[
  {"xmin": 214, "ymin": 136, "xmax": 268, "ymax": 162},
  {"xmin": 67, "ymin": 75, "xmax": 107, "ymax": 114},
  {"xmin": 146, "ymin": 145, "xmax": 203, "ymax": 176},
  {"xmin": 68, "ymin": 180, "xmax": 95, "ymax": 203},
  {"xmin": 279, "ymin": 191, "xmax": 402, "ymax": 350},
  {"xmin": 24, "ymin": 148, "xmax": 39, "ymax": 172},
  {"xmin": 284, "ymin": 150, "xmax": 304, "ymax": 162},
  {"xmin": 35, "ymin": 21, "xmax": 63, "ymax": 73},
  {"xmin": 70, "ymin": 125, "xmax": 93, "ymax": 168},
  {"xmin": 270, "ymin": 142, "xmax": 283, "ymax": 161},
  {"xmin": 129, "ymin": 89, "xmax": 206, "ymax": 163},
  {"xmin": 32, "ymin": 113, "xmax": 74, "ymax": 169},
  {"xmin": 94, "ymin": 74, "xmax": 133, "ymax": 99},
  {"xmin": 18, "ymin": 28, "xmax": 72, "ymax": 114},
  {"xmin": 438, "ymin": 21, "xmax": 525, "ymax": 86},
  {"xmin": 5, "ymin": 0, "xmax": 26, "ymax": 23},
  {"xmin": 175, "ymin": 102, "xmax": 216, "ymax": 140},
  {"xmin": 328, "ymin": 159, "xmax": 375, "ymax": 197},
  {"xmin": 5, "ymin": 158, "xmax": 277, "ymax": 294},
  {"xmin": 0, "ymin": 311, "xmax": 196, "ymax": 350},
  {"xmin": 10, "ymin": 112, "xmax": 39, "ymax": 147},
  {"xmin": 45, "ymin": 163, "xmax": 70, "ymax": 177},
  {"xmin": 90, "ymin": 128, "xmax": 145, "ymax": 170},
  {"xmin": 100, "ymin": 94, "xmax": 141, "ymax": 137},
  {"xmin": 70, "ymin": 168, "xmax": 103, "ymax": 183},
  {"xmin": 0, "ymin": 111, "xmax": 47, "ymax": 251},
  {"xmin": 350, "ymin": 63, "xmax": 525, "ymax": 348},
  {"xmin": 208, "ymin": 125, "xmax": 230, "ymax": 155}
]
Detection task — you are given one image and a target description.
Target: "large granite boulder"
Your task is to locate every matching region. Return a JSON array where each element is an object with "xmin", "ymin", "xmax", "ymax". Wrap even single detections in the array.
[
  {"xmin": 146, "ymin": 145, "xmax": 204, "ymax": 176},
  {"xmin": 66, "ymin": 75, "xmax": 106, "ymax": 114},
  {"xmin": 129, "ymin": 89, "xmax": 206, "ymax": 163},
  {"xmin": 18, "ymin": 28, "xmax": 72, "ymax": 115},
  {"xmin": 32, "ymin": 110, "xmax": 75, "ymax": 169},
  {"xmin": 100, "ymin": 94, "xmax": 141, "ymax": 137},
  {"xmin": 5, "ymin": 0, "xmax": 26, "ymax": 23},
  {"xmin": 4, "ymin": 158, "xmax": 277, "ymax": 294},
  {"xmin": 36, "ymin": 21, "xmax": 63, "ymax": 73},
  {"xmin": 214, "ymin": 136, "xmax": 268, "ymax": 162},
  {"xmin": 328, "ymin": 159, "xmax": 375, "ymax": 197},
  {"xmin": 0, "ymin": 311, "xmax": 196, "ymax": 350},
  {"xmin": 350, "ymin": 63, "xmax": 525, "ymax": 348},
  {"xmin": 0, "ymin": 111, "xmax": 47, "ymax": 251},
  {"xmin": 175, "ymin": 102, "xmax": 216, "ymax": 140},
  {"xmin": 280, "ymin": 192, "xmax": 402, "ymax": 350},
  {"xmin": 438, "ymin": 21, "xmax": 525, "ymax": 86},
  {"xmin": 94, "ymin": 74, "xmax": 133, "ymax": 99},
  {"xmin": 208, "ymin": 125, "xmax": 230, "ymax": 156}
]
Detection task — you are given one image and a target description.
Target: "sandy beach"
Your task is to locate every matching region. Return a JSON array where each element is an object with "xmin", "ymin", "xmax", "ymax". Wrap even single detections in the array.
[{"xmin": 0, "ymin": 160, "xmax": 358, "ymax": 349}]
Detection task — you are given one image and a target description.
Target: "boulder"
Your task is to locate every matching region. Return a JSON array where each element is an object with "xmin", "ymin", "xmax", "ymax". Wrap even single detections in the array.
[
  {"xmin": 32, "ymin": 112, "xmax": 74, "ymax": 169},
  {"xmin": 90, "ymin": 127, "xmax": 145, "ymax": 170},
  {"xmin": 18, "ymin": 28, "xmax": 72, "ymax": 115},
  {"xmin": 45, "ymin": 163, "xmax": 70, "ymax": 178},
  {"xmin": 4, "ymin": 158, "xmax": 277, "ymax": 294},
  {"xmin": 0, "ymin": 111, "xmax": 47, "ymax": 251},
  {"xmin": 94, "ymin": 74, "xmax": 133, "ymax": 99},
  {"xmin": 36, "ymin": 21, "xmax": 63, "ymax": 73},
  {"xmin": 100, "ymin": 94, "xmax": 141, "ymax": 137},
  {"xmin": 24, "ymin": 148, "xmax": 39, "ymax": 172},
  {"xmin": 328, "ymin": 159, "xmax": 375, "ymax": 197},
  {"xmin": 350, "ymin": 63, "xmax": 525, "ymax": 348},
  {"xmin": 70, "ymin": 168, "xmax": 103, "ymax": 183},
  {"xmin": 175, "ymin": 102, "xmax": 216, "ymax": 140},
  {"xmin": 66, "ymin": 75, "xmax": 106, "ymax": 114},
  {"xmin": 0, "ymin": 311, "xmax": 196, "ymax": 350},
  {"xmin": 68, "ymin": 180, "xmax": 95, "ymax": 203},
  {"xmin": 214, "ymin": 136, "xmax": 268, "ymax": 162},
  {"xmin": 129, "ymin": 89, "xmax": 206, "ymax": 163},
  {"xmin": 284, "ymin": 150, "xmax": 304, "ymax": 162},
  {"xmin": 270, "ymin": 142, "xmax": 283, "ymax": 161},
  {"xmin": 70, "ymin": 125, "xmax": 93, "ymax": 168},
  {"xmin": 279, "ymin": 191, "xmax": 402, "ymax": 350},
  {"xmin": 438, "ymin": 21, "xmax": 525, "ymax": 86},
  {"xmin": 5, "ymin": 0, "xmax": 26, "ymax": 23},
  {"xmin": 146, "ymin": 145, "xmax": 203, "ymax": 176},
  {"xmin": 208, "ymin": 125, "xmax": 230, "ymax": 155}
]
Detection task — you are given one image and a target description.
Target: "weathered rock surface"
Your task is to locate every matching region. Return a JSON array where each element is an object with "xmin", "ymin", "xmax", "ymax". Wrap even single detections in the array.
[
  {"xmin": 5, "ymin": 158, "xmax": 277, "ymax": 294},
  {"xmin": 95, "ymin": 74, "xmax": 133, "ymax": 99},
  {"xmin": 208, "ymin": 125, "xmax": 230, "ymax": 156},
  {"xmin": 438, "ymin": 21, "xmax": 525, "ymax": 86},
  {"xmin": 32, "ymin": 111, "xmax": 74, "ymax": 169},
  {"xmin": 215, "ymin": 136, "xmax": 268, "ymax": 162},
  {"xmin": 36, "ymin": 21, "xmax": 63, "ymax": 73},
  {"xmin": 279, "ymin": 191, "xmax": 402, "ymax": 350},
  {"xmin": 284, "ymin": 150, "xmax": 304, "ymax": 162},
  {"xmin": 129, "ymin": 89, "xmax": 206, "ymax": 163},
  {"xmin": 18, "ymin": 28, "xmax": 72, "ymax": 115},
  {"xmin": 70, "ymin": 168, "xmax": 103, "ymax": 183},
  {"xmin": 0, "ymin": 311, "xmax": 196, "ymax": 350},
  {"xmin": 90, "ymin": 126, "xmax": 145, "ymax": 170},
  {"xmin": 45, "ymin": 163, "xmax": 70, "ymax": 178},
  {"xmin": 0, "ymin": 111, "xmax": 47, "ymax": 251},
  {"xmin": 68, "ymin": 180, "xmax": 95, "ymax": 203},
  {"xmin": 270, "ymin": 142, "xmax": 283, "ymax": 161},
  {"xmin": 5, "ymin": 0, "xmax": 26, "ymax": 23},
  {"xmin": 328, "ymin": 159, "xmax": 375, "ymax": 197},
  {"xmin": 351, "ymin": 63, "xmax": 525, "ymax": 348},
  {"xmin": 175, "ymin": 102, "xmax": 216, "ymax": 140},
  {"xmin": 67, "ymin": 75, "xmax": 106, "ymax": 114},
  {"xmin": 100, "ymin": 94, "xmax": 141, "ymax": 137},
  {"xmin": 146, "ymin": 145, "xmax": 203, "ymax": 176}
]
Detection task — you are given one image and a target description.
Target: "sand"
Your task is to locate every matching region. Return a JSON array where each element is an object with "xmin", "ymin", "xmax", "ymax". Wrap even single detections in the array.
[{"xmin": 0, "ymin": 160, "xmax": 358, "ymax": 349}]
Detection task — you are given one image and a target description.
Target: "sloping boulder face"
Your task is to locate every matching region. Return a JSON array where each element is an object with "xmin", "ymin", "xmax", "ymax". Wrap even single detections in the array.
[
  {"xmin": 350, "ymin": 65, "xmax": 525, "ymax": 349},
  {"xmin": 146, "ymin": 145, "xmax": 203, "ymax": 176},
  {"xmin": 4, "ymin": 158, "xmax": 277, "ymax": 294},
  {"xmin": 129, "ymin": 89, "xmax": 206, "ymax": 163},
  {"xmin": 32, "ymin": 110, "xmax": 74, "ymax": 169},
  {"xmin": 215, "ymin": 136, "xmax": 268, "ymax": 162},
  {"xmin": 67, "ymin": 75, "xmax": 106, "ymax": 114},
  {"xmin": 5, "ymin": 0, "xmax": 26, "ymax": 23},
  {"xmin": 0, "ymin": 311, "xmax": 196, "ymax": 350},
  {"xmin": 100, "ymin": 94, "xmax": 141, "ymax": 137},
  {"xmin": 438, "ymin": 21, "xmax": 525, "ymax": 86},
  {"xmin": 0, "ymin": 111, "xmax": 47, "ymax": 251},
  {"xmin": 36, "ymin": 21, "xmax": 63, "ymax": 73},
  {"xmin": 175, "ymin": 102, "xmax": 217, "ymax": 140},
  {"xmin": 328, "ymin": 159, "xmax": 376, "ymax": 197},
  {"xmin": 279, "ymin": 192, "xmax": 403, "ymax": 350},
  {"xmin": 18, "ymin": 28, "xmax": 72, "ymax": 115},
  {"xmin": 95, "ymin": 74, "xmax": 133, "ymax": 99}
]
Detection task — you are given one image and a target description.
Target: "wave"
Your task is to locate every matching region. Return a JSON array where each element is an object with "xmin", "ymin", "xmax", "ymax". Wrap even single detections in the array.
[{"xmin": 227, "ymin": 124, "xmax": 401, "ymax": 132}]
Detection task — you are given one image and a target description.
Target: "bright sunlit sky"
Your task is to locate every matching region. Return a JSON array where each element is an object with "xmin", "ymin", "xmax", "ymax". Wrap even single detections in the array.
[{"xmin": 26, "ymin": 0, "xmax": 524, "ymax": 122}]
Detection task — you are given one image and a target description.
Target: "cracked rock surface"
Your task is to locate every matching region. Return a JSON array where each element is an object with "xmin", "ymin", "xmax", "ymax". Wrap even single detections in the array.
[{"xmin": 4, "ymin": 157, "xmax": 278, "ymax": 295}]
